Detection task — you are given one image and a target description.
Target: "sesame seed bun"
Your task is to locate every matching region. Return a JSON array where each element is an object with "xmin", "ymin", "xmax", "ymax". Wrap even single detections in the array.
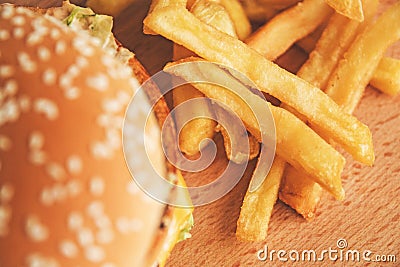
[{"xmin": 0, "ymin": 4, "xmax": 180, "ymax": 267}]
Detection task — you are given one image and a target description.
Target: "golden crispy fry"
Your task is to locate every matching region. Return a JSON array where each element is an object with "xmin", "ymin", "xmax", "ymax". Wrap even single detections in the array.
[
  {"xmin": 173, "ymin": 84, "xmax": 217, "ymax": 156},
  {"xmin": 297, "ymin": 0, "xmax": 378, "ymax": 89},
  {"xmin": 279, "ymin": 166, "xmax": 322, "ymax": 220},
  {"xmin": 215, "ymin": 0, "xmax": 252, "ymax": 40},
  {"xmin": 173, "ymin": 0, "xmax": 238, "ymax": 156},
  {"xmin": 165, "ymin": 57, "xmax": 345, "ymax": 200},
  {"xmin": 173, "ymin": 44, "xmax": 217, "ymax": 156},
  {"xmin": 279, "ymin": 0, "xmax": 379, "ymax": 219},
  {"xmin": 144, "ymin": 6, "xmax": 374, "ymax": 165},
  {"xmin": 325, "ymin": 0, "xmax": 364, "ymax": 22},
  {"xmin": 296, "ymin": 24, "xmax": 325, "ymax": 53},
  {"xmin": 144, "ymin": 0, "xmax": 188, "ymax": 34},
  {"xmin": 238, "ymin": 0, "xmax": 278, "ymax": 22},
  {"xmin": 190, "ymin": 0, "xmax": 237, "ymax": 37},
  {"xmin": 256, "ymin": 0, "xmax": 301, "ymax": 10},
  {"xmin": 236, "ymin": 156, "xmax": 286, "ymax": 241},
  {"xmin": 246, "ymin": 0, "xmax": 332, "ymax": 61},
  {"xmin": 325, "ymin": 1, "xmax": 400, "ymax": 114},
  {"xmin": 370, "ymin": 57, "xmax": 400, "ymax": 96},
  {"xmin": 214, "ymin": 105, "xmax": 260, "ymax": 164}
]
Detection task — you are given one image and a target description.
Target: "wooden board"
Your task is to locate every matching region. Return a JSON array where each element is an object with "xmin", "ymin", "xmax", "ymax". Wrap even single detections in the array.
[{"xmin": 3, "ymin": 1, "xmax": 399, "ymax": 266}]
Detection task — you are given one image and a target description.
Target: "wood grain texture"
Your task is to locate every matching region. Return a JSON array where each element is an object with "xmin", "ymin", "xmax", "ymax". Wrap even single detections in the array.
[{"xmin": 2, "ymin": 0, "xmax": 398, "ymax": 266}]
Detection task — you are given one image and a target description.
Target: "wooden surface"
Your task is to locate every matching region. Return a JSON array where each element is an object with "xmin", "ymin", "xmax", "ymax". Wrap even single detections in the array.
[{"xmin": 3, "ymin": 1, "xmax": 399, "ymax": 266}]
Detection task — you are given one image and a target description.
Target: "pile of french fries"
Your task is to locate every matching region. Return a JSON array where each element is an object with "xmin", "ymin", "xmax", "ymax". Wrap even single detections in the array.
[{"xmin": 143, "ymin": 0, "xmax": 400, "ymax": 241}]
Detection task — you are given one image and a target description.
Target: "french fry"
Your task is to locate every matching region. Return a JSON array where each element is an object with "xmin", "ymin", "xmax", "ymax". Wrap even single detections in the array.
[
  {"xmin": 173, "ymin": 44, "xmax": 217, "ymax": 156},
  {"xmin": 325, "ymin": 1, "xmax": 400, "ymax": 114},
  {"xmin": 191, "ymin": 0, "xmax": 259, "ymax": 160},
  {"xmin": 191, "ymin": 0, "xmax": 237, "ymax": 37},
  {"xmin": 236, "ymin": 156, "xmax": 286, "ymax": 241},
  {"xmin": 165, "ymin": 57, "xmax": 345, "ymax": 200},
  {"xmin": 214, "ymin": 104, "xmax": 260, "ymax": 164},
  {"xmin": 296, "ymin": 24, "xmax": 325, "ymax": 54},
  {"xmin": 246, "ymin": 0, "xmax": 333, "ymax": 61},
  {"xmin": 214, "ymin": 0, "xmax": 252, "ymax": 40},
  {"xmin": 297, "ymin": 0, "xmax": 378, "ymax": 89},
  {"xmin": 325, "ymin": 0, "xmax": 364, "ymax": 22},
  {"xmin": 256, "ymin": 0, "xmax": 301, "ymax": 10},
  {"xmin": 370, "ymin": 57, "xmax": 400, "ymax": 96},
  {"xmin": 238, "ymin": 0, "xmax": 279, "ymax": 23},
  {"xmin": 280, "ymin": 0, "xmax": 379, "ymax": 219},
  {"xmin": 143, "ymin": 6, "xmax": 374, "ymax": 164}
]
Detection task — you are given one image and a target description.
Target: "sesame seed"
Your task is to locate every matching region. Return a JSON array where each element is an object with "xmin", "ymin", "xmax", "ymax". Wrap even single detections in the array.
[
  {"xmin": 11, "ymin": 15, "xmax": 25, "ymax": 26},
  {"xmin": 38, "ymin": 46, "xmax": 51, "ymax": 61},
  {"xmin": 105, "ymin": 129, "xmax": 121, "ymax": 149},
  {"xmin": 0, "ymin": 205, "xmax": 11, "ymax": 222},
  {"xmin": 17, "ymin": 52, "xmax": 37, "ymax": 73},
  {"xmin": 96, "ymin": 228, "xmax": 114, "ymax": 244},
  {"xmin": 4, "ymin": 79, "xmax": 18, "ymax": 96},
  {"xmin": 59, "ymin": 240, "xmax": 79, "ymax": 258},
  {"xmin": 116, "ymin": 217, "xmax": 143, "ymax": 233},
  {"xmin": 0, "ymin": 183, "xmax": 14, "ymax": 203},
  {"xmin": 0, "ymin": 65, "xmax": 14, "ymax": 78},
  {"xmin": 45, "ymin": 162, "xmax": 66, "ymax": 181},
  {"xmin": 26, "ymin": 32, "xmax": 43, "ymax": 47},
  {"xmin": 94, "ymin": 215, "xmax": 111, "ymax": 229},
  {"xmin": 117, "ymin": 91, "xmax": 131, "ymax": 105},
  {"xmin": 0, "ymin": 98, "xmax": 20, "ymax": 125},
  {"xmin": 42, "ymin": 69, "xmax": 57, "ymax": 85},
  {"xmin": 25, "ymin": 215, "xmax": 49, "ymax": 242},
  {"xmin": 28, "ymin": 131, "xmax": 44, "ymax": 150},
  {"xmin": 1, "ymin": 5, "xmax": 14, "ymax": 19},
  {"xmin": 66, "ymin": 64, "xmax": 79, "ymax": 77},
  {"xmin": 84, "ymin": 245, "xmax": 105, "ymax": 263},
  {"xmin": 51, "ymin": 183, "xmax": 68, "ymax": 202},
  {"xmin": 13, "ymin": 27, "xmax": 25, "ymax": 39},
  {"xmin": 34, "ymin": 98, "xmax": 59, "ymax": 120},
  {"xmin": 73, "ymin": 38, "xmax": 94, "ymax": 56},
  {"xmin": 29, "ymin": 150, "xmax": 47, "ymax": 165},
  {"xmin": 63, "ymin": 86, "xmax": 81, "ymax": 100},
  {"xmin": 91, "ymin": 142, "xmax": 112, "ymax": 159},
  {"xmin": 77, "ymin": 227, "xmax": 94, "ymax": 247},
  {"xmin": 66, "ymin": 179, "xmax": 82, "ymax": 197},
  {"xmin": 86, "ymin": 73, "xmax": 109, "ymax": 91},
  {"xmin": 19, "ymin": 95, "xmax": 31, "ymax": 112},
  {"xmin": 76, "ymin": 56, "xmax": 88, "ymax": 68},
  {"xmin": 126, "ymin": 182, "xmax": 139, "ymax": 195},
  {"xmin": 86, "ymin": 201, "xmax": 104, "ymax": 218},
  {"xmin": 55, "ymin": 40, "xmax": 66, "ymax": 55},
  {"xmin": 50, "ymin": 28, "xmax": 60, "ymax": 39},
  {"xmin": 0, "ymin": 135, "xmax": 12, "ymax": 151},
  {"xmin": 96, "ymin": 114, "xmax": 111, "ymax": 127},
  {"xmin": 26, "ymin": 253, "xmax": 61, "ymax": 267},
  {"xmin": 102, "ymin": 99, "xmax": 123, "ymax": 114},
  {"xmin": 40, "ymin": 188, "xmax": 54, "ymax": 206},
  {"xmin": 116, "ymin": 217, "xmax": 130, "ymax": 234},
  {"xmin": 66, "ymin": 155, "xmax": 83, "ymax": 175},
  {"xmin": 59, "ymin": 73, "xmax": 72, "ymax": 88},
  {"xmin": 0, "ymin": 29, "xmax": 10, "ymax": 41},
  {"xmin": 89, "ymin": 176, "xmax": 105, "ymax": 196},
  {"xmin": 67, "ymin": 211, "xmax": 83, "ymax": 231}
]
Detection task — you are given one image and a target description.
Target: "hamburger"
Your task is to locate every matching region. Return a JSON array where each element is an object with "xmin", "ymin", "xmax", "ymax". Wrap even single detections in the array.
[{"xmin": 0, "ymin": 1, "xmax": 193, "ymax": 266}]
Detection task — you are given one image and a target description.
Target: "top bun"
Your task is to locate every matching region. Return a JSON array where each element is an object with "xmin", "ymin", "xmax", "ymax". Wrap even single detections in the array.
[{"xmin": 0, "ymin": 4, "xmax": 170, "ymax": 267}]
